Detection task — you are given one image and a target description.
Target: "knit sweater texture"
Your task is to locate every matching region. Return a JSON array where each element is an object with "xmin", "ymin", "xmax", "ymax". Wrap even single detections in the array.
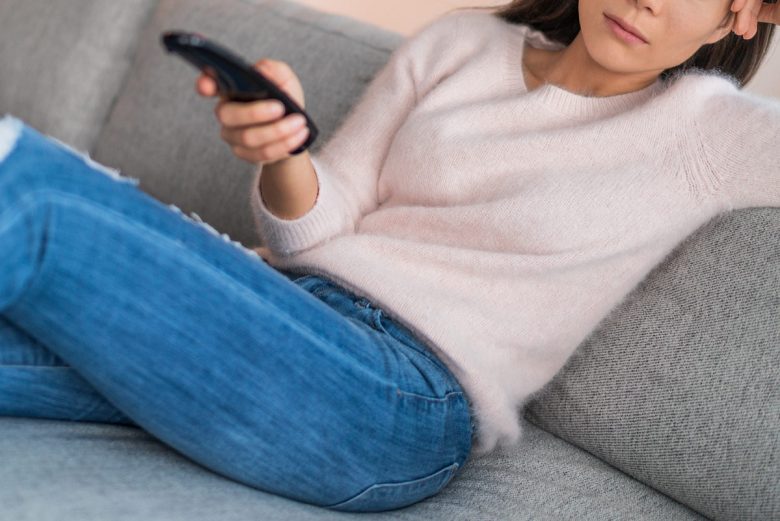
[{"xmin": 249, "ymin": 8, "xmax": 780, "ymax": 455}]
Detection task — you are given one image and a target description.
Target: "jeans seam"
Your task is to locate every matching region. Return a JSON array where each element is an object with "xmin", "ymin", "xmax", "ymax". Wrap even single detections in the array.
[
  {"xmin": 374, "ymin": 310, "xmax": 456, "ymax": 381},
  {"xmin": 0, "ymin": 193, "xmax": 56, "ymax": 305},
  {"xmin": 395, "ymin": 388, "xmax": 463, "ymax": 402}
]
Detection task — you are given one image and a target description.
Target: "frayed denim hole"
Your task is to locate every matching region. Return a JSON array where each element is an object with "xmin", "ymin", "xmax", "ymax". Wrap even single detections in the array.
[
  {"xmin": 35, "ymin": 128, "xmax": 141, "ymax": 187},
  {"xmin": 0, "ymin": 114, "xmax": 24, "ymax": 165},
  {"xmin": 165, "ymin": 204, "xmax": 262, "ymax": 262}
]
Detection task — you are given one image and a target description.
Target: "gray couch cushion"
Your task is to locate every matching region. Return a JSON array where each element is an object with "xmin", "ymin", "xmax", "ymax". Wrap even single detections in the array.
[
  {"xmin": 525, "ymin": 208, "xmax": 780, "ymax": 521},
  {"xmin": 0, "ymin": 0, "xmax": 158, "ymax": 151},
  {"xmin": 92, "ymin": 0, "xmax": 404, "ymax": 247},
  {"xmin": 0, "ymin": 416, "xmax": 705, "ymax": 520}
]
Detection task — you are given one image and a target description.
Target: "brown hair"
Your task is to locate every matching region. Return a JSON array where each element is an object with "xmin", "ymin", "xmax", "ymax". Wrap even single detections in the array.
[{"xmin": 448, "ymin": 0, "xmax": 777, "ymax": 88}]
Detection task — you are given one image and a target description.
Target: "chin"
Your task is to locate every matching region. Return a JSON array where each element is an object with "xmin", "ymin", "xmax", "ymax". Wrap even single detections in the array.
[{"xmin": 582, "ymin": 28, "xmax": 639, "ymax": 71}]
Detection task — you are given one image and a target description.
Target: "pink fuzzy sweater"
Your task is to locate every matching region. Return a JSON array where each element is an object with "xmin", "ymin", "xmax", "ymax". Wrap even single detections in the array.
[{"xmin": 250, "ymin": 9, "xmax": 780, "ymax": 455}]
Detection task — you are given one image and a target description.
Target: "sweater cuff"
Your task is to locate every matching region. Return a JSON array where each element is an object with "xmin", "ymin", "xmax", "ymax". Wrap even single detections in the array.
[{"xmin": 250, "ymin": 154, "xmax": 348, "ymax": 257}]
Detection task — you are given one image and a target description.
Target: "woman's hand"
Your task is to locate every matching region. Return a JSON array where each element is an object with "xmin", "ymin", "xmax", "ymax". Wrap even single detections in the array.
[
  {"xmin": 196, "ymin": 59, "xmax": 309, "ymax": 165},
  {"xmin": 730, "ymin": 0, "xmax": 779, "ymax": 39}
]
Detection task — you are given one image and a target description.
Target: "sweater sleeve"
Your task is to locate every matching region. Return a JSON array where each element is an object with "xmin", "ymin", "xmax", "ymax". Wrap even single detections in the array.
[
  {"xmin": 695, "ymin": 84, "xmax": 780, "ymax": 211},
  {"xmin": 249, "ymin": 11, "xmax": 464, "ymax": 257}
]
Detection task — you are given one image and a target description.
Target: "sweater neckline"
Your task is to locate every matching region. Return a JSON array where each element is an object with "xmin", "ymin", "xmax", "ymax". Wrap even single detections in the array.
[{"xmin": 502, "ymin": 22, "xmax": 665, "ymax": 117}]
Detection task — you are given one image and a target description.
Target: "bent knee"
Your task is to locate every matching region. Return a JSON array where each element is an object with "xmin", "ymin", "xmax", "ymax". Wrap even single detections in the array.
[{"xmin": 0, "ymin": 114, "xmax": 139, "ymax": 188}]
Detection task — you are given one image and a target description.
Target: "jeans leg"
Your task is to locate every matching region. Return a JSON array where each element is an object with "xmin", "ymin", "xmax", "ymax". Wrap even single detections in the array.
[
  {"xmin": 0, "ymin": 116, "xmax": 471, "ymax": 511},
  {"xmin": 0, "ymin": 315, "xmax": 135, "ymax": 424}
]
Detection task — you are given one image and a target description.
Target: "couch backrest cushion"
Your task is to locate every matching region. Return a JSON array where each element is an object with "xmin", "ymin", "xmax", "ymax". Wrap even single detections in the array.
[
  {"xmin": 0, "ymin": 0, "xmax": 159, "ymax": 151},
  {"xmin": 525, "ymin": 207, "xmax": 779, "ymax": 521},
  {"xmin": 91, "ymin": 0, "xmax": 402, "ymax": 247}
]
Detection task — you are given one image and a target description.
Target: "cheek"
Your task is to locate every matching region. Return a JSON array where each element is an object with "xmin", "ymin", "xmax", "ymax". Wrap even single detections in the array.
[
  {"xmin": 664, "ymin": 13, "xmax": 722, "ymax": 58},
  {"xmin": 667, "ymin": 0, "xmax": 732, "ymax": 42}
]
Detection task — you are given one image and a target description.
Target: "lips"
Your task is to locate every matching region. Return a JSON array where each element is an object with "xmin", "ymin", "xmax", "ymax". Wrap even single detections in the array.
[{"xmin": 604, "ymin": 13, "xmax": 648, "ymax": 43}]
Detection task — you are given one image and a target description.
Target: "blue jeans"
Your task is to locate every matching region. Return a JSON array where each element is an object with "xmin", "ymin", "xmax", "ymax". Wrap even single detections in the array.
[{"xmin": 0, "ymin": 115, "xmax": 474, "ymax": 512}]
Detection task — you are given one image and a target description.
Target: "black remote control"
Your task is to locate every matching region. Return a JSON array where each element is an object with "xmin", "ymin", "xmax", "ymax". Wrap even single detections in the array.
[{"xmin": 161, "ymin": 30, "xmax": 318, "ymax": 155}]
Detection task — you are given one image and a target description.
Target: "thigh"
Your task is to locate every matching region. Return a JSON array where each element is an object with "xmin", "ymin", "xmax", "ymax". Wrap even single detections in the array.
[
  {"xmin": 0, "ymin": 118, "xmax": 472, "ymax": 511},
  {"xmin": 0, "ymin": 315, "xmax": 135, "ymax": 424},
  {"xmin": 286, "ymin": 275, "xmax": 477, "ymax": 512}
]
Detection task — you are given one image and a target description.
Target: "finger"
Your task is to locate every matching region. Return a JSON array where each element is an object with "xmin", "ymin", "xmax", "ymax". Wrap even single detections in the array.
[
  {"xmin": 744, "ymin": 3, "xmax": 761, "ymax": 39},
  {"xmin": 731, "ymin": 0, "xmax": 747, "ymax": 13},
  {"xmin": 254, "ymin": 59, "xmax": 294, "ymax": 86},
  {"xmin": 197, "ymin": 75, "xmax": 217, "ymax": 97},
  {"xmin": 215, "ymin": 98, "xmax": 287, "ymax": 127},
  {"xmin": 734, "ymin": 0, "xmax": 752, "ymax": 34},
  {"xmin": 758, "ymin": 2, "xmax": 778, "ymax": 25},
  {"xmin": 221, "ymin": 113, "xmax": 307, "ymax": 149},
  {"xmin": 230, "ymin": 126, "xmax": 310, "ymax": 164},
  {"xmin": 255, "ymin": 59, "xmax": 305, "ymax": 106},
  {"xmin": 738, "ymin": 0, "xmax": 763, "ymax": 38},
  {"xmin": 734, "ymin": 0, "xmax": 757, "ymax": 32}
]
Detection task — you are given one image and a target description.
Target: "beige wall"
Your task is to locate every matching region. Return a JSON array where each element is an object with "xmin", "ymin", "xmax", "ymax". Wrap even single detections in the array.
[{"xmin": 296, "ymin": 0, "xmax": 780, "ymax": 99}]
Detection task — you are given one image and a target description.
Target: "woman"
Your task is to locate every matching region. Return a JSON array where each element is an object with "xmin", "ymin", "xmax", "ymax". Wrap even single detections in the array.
[{"xmin": 1, "ymin": 0, "xmax": 778, "ymax": 513}]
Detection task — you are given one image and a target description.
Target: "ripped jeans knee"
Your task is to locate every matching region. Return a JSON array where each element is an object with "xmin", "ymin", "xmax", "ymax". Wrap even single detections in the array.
[
  {"xmin": 0, "ymin": 113, "xmax": 139, "ymax": 187},
  {"xmin": 0, "ymin": 113, "xmax": 264, "ymax": 264},
  {"xmin": 166, "ymin": 205, "xmax": 263, "ymax": 262},
  {"xmin": 0, "ymin": 114, "xmax": 24, "ymax": 166}
]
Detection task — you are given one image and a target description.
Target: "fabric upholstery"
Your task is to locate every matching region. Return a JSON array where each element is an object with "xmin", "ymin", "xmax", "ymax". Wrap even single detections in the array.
[
  {"xmin": 525, "ymin": 208, "xmax": 780, "ymax": 521},
  {"xmin": 0, "ymin": 0, "xmax": 158, "ymax": 151},
  {"xmin": 0, "ymin": 416, "xmax": 706, "ymax": 520}
]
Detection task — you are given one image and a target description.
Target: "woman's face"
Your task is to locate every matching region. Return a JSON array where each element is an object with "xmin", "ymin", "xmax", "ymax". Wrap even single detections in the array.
[{"xmin": 578, "ymin": 0, "xmax": 735, "ymax": 75}]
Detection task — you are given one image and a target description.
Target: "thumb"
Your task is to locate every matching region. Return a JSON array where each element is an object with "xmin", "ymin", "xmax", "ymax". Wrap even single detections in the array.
[
  {"xmin": 254, "ymin": 58, "xmax": 288, "ymax": 81},
  {"xmin": 253, "ymin": 58, "xmax": 305, "ymax": 108}
]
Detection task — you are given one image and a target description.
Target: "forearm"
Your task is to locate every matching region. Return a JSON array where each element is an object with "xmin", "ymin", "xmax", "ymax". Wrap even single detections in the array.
[{"xmin": 259, "ymin": 151, "xmax": 319, "ymax": 220}]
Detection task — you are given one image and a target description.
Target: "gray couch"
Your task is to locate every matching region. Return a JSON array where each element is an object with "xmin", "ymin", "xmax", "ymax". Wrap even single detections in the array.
[{"xmin": 1, "ymin": 0, "xmax": 777, "ymax": 519}]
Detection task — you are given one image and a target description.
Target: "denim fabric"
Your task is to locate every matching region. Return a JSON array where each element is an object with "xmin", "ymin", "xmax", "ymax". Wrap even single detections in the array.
[{"xmin": 0, "ymin": 115, "xmax": 473, "ymax": 512}]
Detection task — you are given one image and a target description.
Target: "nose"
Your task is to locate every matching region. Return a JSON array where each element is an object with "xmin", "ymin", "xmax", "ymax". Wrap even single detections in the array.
[{"xmin": 635, "ymin": 0, "xmax": 660, "ymax": 15}]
